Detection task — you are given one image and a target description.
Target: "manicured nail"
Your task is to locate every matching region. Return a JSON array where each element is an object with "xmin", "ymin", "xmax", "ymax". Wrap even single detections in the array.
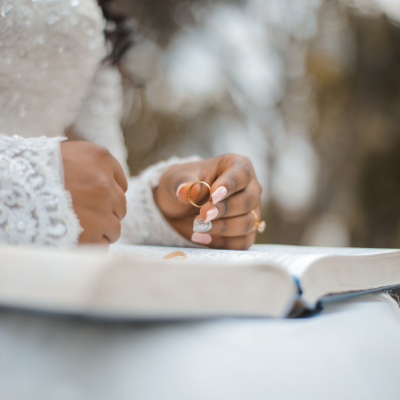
[
  {"xmin": 204, "ymin": 207, "xmax": 219, "ymax": 223},
  {"xmin": 176, "ymin": 183, "xmax": 186, "ymax": 197},
  {"xmin": 211, "ymin": 186, "xmax": 227, "ymax": 204},
  {"xmin": 193, "ymin": 218, "xmax": 212, "ymax": 233},
  {"xmin": 191, "ymin": 233, "xmax": 212, "ymax": 245}
]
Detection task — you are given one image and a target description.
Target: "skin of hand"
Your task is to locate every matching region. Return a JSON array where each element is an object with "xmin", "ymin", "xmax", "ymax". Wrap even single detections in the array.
[
  {"xmin": 60, "ymin": 141, "xmax": 128, "ymax": 244},
  {"xmin": 154, "ymin": 154, "xmax": 262, "ymax": 250}
]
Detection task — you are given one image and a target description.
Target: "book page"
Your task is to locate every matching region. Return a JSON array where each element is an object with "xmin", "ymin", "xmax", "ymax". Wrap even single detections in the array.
[
  {"xmin": 110, "ymin": 244, "xmax": 398, "ymax": 278},
  {"xmin": 250, "ymin": 245, "xmax": 398, "ymax": 277},
  {"xmin": 0, "ymin": 244, "xmax": 296, "ymax": 318}
]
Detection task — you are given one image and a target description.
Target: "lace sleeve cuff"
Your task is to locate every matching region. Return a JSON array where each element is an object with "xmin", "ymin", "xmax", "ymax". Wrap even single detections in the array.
[
  {"xmin": 0, "ymin": 135, "xmax": 82, "ymax": 246},
  {"xmin": 120, "ymin": 156, "xmax": 202, "ymax": 247}
]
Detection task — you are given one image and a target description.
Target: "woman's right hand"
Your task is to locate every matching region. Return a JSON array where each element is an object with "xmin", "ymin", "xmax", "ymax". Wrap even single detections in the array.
[{"xmin": 60, "ymin": 141, "xmax": 127, "ymax": 244}]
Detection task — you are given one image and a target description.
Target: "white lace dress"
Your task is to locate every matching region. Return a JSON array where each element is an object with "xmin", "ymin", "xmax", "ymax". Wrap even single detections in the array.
[{"xmin": 0, "ymin": 0, "xmax": 195, "ymax": 247}]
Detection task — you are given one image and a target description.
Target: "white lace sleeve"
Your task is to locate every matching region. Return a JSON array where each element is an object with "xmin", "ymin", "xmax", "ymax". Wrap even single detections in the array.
[
  {"xmin": 0, "ymin": 135, "xmax": 82, "ymax": 246},
  {"xmin": 69, "ymin": 64, "xmax": 129, "ymax": 175},
  {"xmin": 120, "ymin": 156, "xmax": 202, "ymax": 247}
]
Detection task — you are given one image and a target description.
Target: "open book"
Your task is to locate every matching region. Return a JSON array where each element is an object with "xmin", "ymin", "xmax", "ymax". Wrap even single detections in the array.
[{"xmin": 1, "ymin": 244, "xmax": 400, "ymax": 318}]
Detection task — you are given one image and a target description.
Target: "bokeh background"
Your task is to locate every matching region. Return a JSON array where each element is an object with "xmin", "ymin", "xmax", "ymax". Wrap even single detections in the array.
[{"xmin": 117, "ymin": 0, "xmax": 400, "ymax": 248}]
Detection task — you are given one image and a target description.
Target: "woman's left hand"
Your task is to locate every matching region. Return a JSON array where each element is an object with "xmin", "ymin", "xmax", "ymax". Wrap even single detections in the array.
[{"xmin": 154, "ymin": 154, "xmax": 262, "ymax": 250}]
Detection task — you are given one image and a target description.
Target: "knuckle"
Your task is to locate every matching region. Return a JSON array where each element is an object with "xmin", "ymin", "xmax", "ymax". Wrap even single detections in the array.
[
  {"xmin": 243, "ymin": 163, "xmax": 253, "ymax": 180},
  {"xmin": 109, "ymin": 219, "xmax": 121, "ymax": 243},
  {"xmin": 224, "ymin": 153, "xmax": 237, "ymax": 161},
  {"xmin": 243, "ymin": 156, "xmax": 253, "ymax": 169},
  {"xmin": 99, "ymin": 146, "xmax": 111, "ymax": 156},
  {"xmin": 220, "ymin": 219, "xmax": 228, "ymax": 234},
  {"xmin": 227, "ymin": 238, "xmax": 246, "ymax": 250},
  {"xmin": 230, "ymin": 242, "xmax": 240, "ymax": 250},
  {"xmin": 224, "ymin": 239, "xmax": 236, "ymax": 250},
  {"xmin": 245, "ymin": 216, "xmax": 255, "ymax": 234},
  {"xmin": 245, "ymin": 194, "xmax": 254, "ymax": 211},
  {"xmin": 219, "ymin": 237, "xmax": 228, "ymax": 249},
  {"xmin": 220, "ymin": 201, "xmax": 228, "ymax": 218},
  {"xmin": 95, "ymin": 179, "xmax": 113, "ymax": 196},
  {"xmin": 114, "ymin": 218, "xmax": 122, "ymax": 233},
  {"xmin": 229, "ymin": 175, "xmax": 238, "ymax": 191},
  {"xmin": 121, "ymin": 199, "xmax": 127, "ymax": 218},
  {"xmin": 118, "ymin": 188, "xmax": 127, "ymax": 202},
  {"xmin": 234, "ymin": 158, "xmax": 253, "ymax": 180},
  {"xmin": 118, "ymin": 205, "xmax": 127, "ymax": 220},
  {"xmin": 117, "ymin": 219, "xmax": 122, "ymax": 234},
  {"xmin": 243, "ymin": 236, "xmax": 254, "ymax": 250},
  {"xmin": 228, "ymin": 153, "xmax": 248, "ymax": 163},
  {"xmin": 92, "ymin": 143, "xmax": 111, "ymax": 158}
]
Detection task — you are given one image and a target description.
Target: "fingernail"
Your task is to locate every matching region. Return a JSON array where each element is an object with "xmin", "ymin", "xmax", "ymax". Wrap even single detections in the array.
[
  {"xmin": 191, "ymin": 233, "xmax": 212, "ymax": 245},
  {"xmin": 211, "ymin": 186, "xmax": 227, "ymax": 204},
  {"xmin": 176, "ymin": 183, "xmax": 186, "ymax": 197},
  {"xmin": 204, "ymin": 207, "xmax": 219, "ymax": 223},
  {"xmin": 193, "ymin": 218, "xmax": 212, "ymax": 233}
]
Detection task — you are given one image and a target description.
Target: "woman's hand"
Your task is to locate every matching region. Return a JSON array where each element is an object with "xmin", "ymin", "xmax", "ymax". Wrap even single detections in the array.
[
  {"xmin": 154, "ymin": 154, "xmax": 262, "ymax": 250},
  {"xmin": 61, "ymin": 141, "xmax": 127, "ymax": 244}
]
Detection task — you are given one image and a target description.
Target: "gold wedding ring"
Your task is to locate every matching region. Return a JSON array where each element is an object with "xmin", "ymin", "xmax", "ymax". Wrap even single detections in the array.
[
  {"xmin": 188, "ymin": 181, "xmax": 211, "ymax": 208},
  {"xmin": 251, "ymin": 210, "xmax": 266, "ymax": 233}
]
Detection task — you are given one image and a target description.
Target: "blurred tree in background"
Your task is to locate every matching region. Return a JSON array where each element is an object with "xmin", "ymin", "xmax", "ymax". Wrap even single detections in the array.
[
  {"xmin": 116, "ymin": 0, "xmax": 400, "ymax": 248},
  {"xmin": 307, "ymin": 1, "xmax": 400, "ymax": 248}
]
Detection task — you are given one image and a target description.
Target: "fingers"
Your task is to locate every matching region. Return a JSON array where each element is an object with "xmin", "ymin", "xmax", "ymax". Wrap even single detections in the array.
[
  {"xmin": 78, "ymin": 214, "xmax": 121, "ymax": 244},
  {"xmin": 191, "ymin": 232, "xmax": 256, "ymax": 250},
  {"xmin": 209, "ymin": 233, "xmax": 256, "ymax": 250},
  {"xmin": 110, "ymin": 154, "xmax": 128, "ymax": 193},
  {"xmin": 101, "ymin": 237, "xmax": 110, "ymax": 244},
  {"xmin": 112, "ymin": 182, "xmax": 127, "ymax": 220},
  {"xmin": 200, "ymin": 179, "xmax": 261, "ymax": 222},
  {"xmin": 103, "ymin": 215, "xmax": 122, "ymax": 244},
  {"xmin": 210, "ymin": 156, "xmax": 255, "ymax": 205},
  {"xmin": 63, "ymin": 142, "xmax": 127, "ymax": 246},
  {"xmin": 198, "ymin": 212, "xmax": 257, "ymax": 237}
]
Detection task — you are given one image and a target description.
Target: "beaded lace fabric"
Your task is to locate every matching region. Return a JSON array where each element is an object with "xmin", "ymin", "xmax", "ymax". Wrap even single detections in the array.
[
  {"xmin": 0, "ymin": 0, "xmax": 196, "ymax": 247},
  {"xmin": 0, "ymin": 135, "xmax": 82, "ymax": 245},
  {"xmin": 0, "ymin": 0, "xmax": 105, "ymax": 138}
]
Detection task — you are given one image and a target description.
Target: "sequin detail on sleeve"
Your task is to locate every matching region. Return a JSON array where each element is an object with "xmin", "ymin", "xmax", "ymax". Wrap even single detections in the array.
[
  {"xmin": 0, "ymin": 135, "xmax": 82, "ymax": 246},
  {"xmin": 70, "ymin": 65, "xmax": 129, "ymax": 175},
  {"xmin": 0, "ymin": 0, "xmax": 104, "ymax": 139}
]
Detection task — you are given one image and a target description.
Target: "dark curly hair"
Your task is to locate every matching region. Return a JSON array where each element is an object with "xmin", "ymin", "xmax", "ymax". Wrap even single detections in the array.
[{"xmin": 97, "ymin": 0, "xmax": 137, "ymax": 64}]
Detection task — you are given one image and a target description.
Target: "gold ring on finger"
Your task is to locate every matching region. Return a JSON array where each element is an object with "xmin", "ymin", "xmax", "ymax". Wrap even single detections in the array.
[
  {"xmin": 251, "ymin": 210, "xmax": 266, "ymax": 233},
  {"xmin": 188, "ymin": 181, "xmax": 212, "ymax": 208}
]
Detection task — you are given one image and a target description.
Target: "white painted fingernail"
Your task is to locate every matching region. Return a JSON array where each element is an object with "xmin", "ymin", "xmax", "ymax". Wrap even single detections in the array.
[
  {"xmin": 176, "ymin": 183, "xmax": 186, "ymax": 197},
  {"xmin": 211, "ymin": 186, "xmax": 227, "ymax": 204},
  {"xmin": 204, "ymin": 207, "xmax": 219, "ymax": 223},
  {"xmin": 191, "ymin": 233, "xmax": 212, "ymax": 245}
]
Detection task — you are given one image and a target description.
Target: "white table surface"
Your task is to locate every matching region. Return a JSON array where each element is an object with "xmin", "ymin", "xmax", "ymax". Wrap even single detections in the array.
[{"xmin": 0, "ymin": 293, "xmax": 399, "ymax": 400}]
